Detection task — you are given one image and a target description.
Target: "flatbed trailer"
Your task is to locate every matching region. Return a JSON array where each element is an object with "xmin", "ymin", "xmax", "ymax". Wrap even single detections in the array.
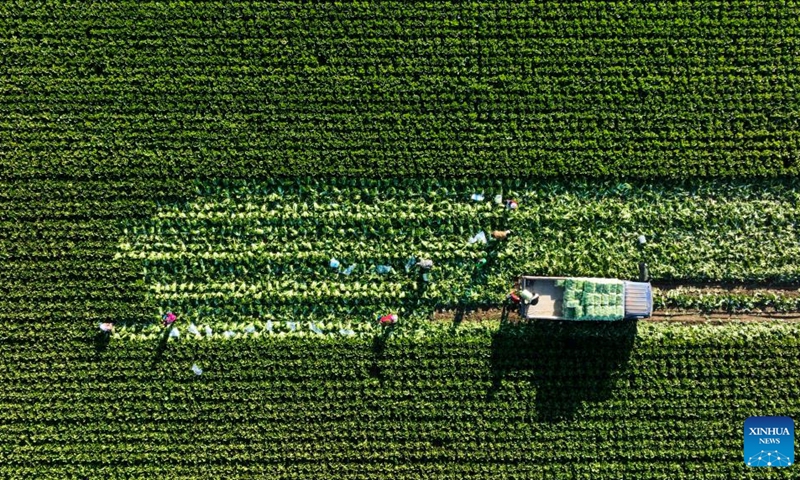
[{"xmin": 518, "ymin": 276, "xmax": 652, "ymax": 321}]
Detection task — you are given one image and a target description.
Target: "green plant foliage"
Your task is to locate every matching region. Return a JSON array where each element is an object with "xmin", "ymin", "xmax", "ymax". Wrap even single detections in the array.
[
  {"xmin": 1, "ymin": 2, "xmax": 799, "ymax": 178},
  {"xmin": 0, "ymin": 322, "xmax": 798, "ymax": 478},
  {"xmin": 116, "ymin": 178, "xmax": 800, "ymax": 329}
]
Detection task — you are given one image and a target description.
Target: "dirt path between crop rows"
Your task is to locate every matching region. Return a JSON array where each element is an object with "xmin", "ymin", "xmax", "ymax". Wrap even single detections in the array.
[{"xmin": 651, "ymin": 282, "xmax": 800, "ymax": 296}]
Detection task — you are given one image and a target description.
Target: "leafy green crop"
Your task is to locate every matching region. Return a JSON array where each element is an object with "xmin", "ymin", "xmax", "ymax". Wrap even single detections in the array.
[
  {"xmin": 116, "ymin": 178, "xmax": 800, "ymax": 329},
  {"xmin": 2, "ymin": 1, "xmax": 800, "ymax": 476},
  {"xmin": 1, "ymin": 176, "xmax": 797, "ymax": 479},
  {"xmin": 1, "ymin": 1, "xmax": 799, "ymax": 178},
  {"xmin": 1, "ymin": 322, "xmax": 798, "ymax": 479},
  {"xmin": 560, "ymin": 279, "xmax": 624, "ymax": 321}
]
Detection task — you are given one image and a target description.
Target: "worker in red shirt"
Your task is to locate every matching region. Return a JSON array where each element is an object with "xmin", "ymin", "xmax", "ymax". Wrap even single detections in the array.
[{"xmin": 378, "ymin": 314, "xmax": 398, "ymax": 326}]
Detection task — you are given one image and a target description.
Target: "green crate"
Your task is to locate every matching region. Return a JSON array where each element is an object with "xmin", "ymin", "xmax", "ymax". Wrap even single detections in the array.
[
  {"xmin": 566, "ymin": 299, "xmax": 579, "ymax": 309},
  {"xmin": 581, "ymin": 293, "xmax": 595, "ymax": 307},
  {"xmin": 581, "ymin": 293, "xmax": 590, "ymax": 307}
]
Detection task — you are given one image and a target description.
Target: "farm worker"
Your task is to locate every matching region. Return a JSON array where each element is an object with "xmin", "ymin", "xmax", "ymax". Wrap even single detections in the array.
[
  {"xmin": 416, "ymin": 259, "xmax": 434, "ymax": 270},
  {"xmin": 378, "ymin": 314, "xmax": 398, "ymax": 326},
  {"xmin": 491, "ymin": 230, "xmax": 512, "ymax": 241},
  {"xmin": 507, "ymin": 292, "xmax": 521, "ymax": 304},
  {"xmin": 505, "ymin": 199, "xmax": 518, "ymax": 210},
  {"xmin": 98, "ymin": 322, "xmax": 114, "ymax": 333},
  {"xmin": 162, "ymin": 312, "xmax": 177, "ymax": 327}
]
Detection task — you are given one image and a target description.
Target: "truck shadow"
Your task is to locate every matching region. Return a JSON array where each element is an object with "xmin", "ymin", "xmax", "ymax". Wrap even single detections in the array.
[{"xmin": 487, "ymin": 319, "xmax": 638, "ymax": 422}]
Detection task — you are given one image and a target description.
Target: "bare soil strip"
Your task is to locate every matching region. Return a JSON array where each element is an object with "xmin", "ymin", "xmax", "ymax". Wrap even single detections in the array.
[{"xmin": 652, "ymin": 282, "xmax": 800, "ymax": 296}]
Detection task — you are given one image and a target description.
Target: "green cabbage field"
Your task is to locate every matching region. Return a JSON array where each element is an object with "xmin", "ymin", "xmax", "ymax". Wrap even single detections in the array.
[
  {"xmin": 1, "ymin": 1, "xmax": 799, "ymax": 178},
  {"xmin": 3, "ymin": 177, "xmax": 799, "ymax": 478},
  {"xmin": 2, "ymin": 1, "xmax": 800, "ymax": 479},
  {"xmin": 2, "ymin": 321, "xmax": 799, "ymax": 478},
  {"xmin": 112, "ymin": 178, "xmax": 799, "ymax": 338}
]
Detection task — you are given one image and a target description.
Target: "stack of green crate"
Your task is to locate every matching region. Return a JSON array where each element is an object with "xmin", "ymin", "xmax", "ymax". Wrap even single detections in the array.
[{"xmin": 560, "ymin": 279, "xmax": 624, "ymax": 320}]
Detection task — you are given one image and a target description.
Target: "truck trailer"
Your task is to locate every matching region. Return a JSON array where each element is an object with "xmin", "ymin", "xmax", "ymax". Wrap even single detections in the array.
[{"xmin": 517, "ymin": 276, "xmax": 652, "ymax": 321}]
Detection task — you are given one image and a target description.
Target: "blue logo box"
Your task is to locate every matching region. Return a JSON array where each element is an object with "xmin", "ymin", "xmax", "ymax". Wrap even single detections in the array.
[{"xmin": 744, "ymin": 416, "xmax": 794, "ymax": 467}]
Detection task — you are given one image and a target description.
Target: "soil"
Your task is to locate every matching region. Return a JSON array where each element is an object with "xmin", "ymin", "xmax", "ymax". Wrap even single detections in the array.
[
  {"xmin": 651, "ymin": 282, "xmax": 800, "ymax": 296},
  {"xmin": 648, "ymin": 311, "xmax": 800, "ymax": 324}
]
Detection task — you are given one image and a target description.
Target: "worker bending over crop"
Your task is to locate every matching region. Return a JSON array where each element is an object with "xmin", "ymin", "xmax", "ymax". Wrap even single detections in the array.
[
  {"xmin": 162, "ymin": 312, "xmax": 177, "ymax": 327},
  {"xmin": 416, "ymin": 258, "xmax": 433, "ymax": 270},
  {"xmin": 378, "ymin": 314, "xmax": 398, "ymax": 326},
  {"xmin": 98, "ymin": 322, "xmax": 114, "ymax": 334},
  {"xmin": 491, "ymin": 230, "xmax": 512, "ymax": 241}
]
